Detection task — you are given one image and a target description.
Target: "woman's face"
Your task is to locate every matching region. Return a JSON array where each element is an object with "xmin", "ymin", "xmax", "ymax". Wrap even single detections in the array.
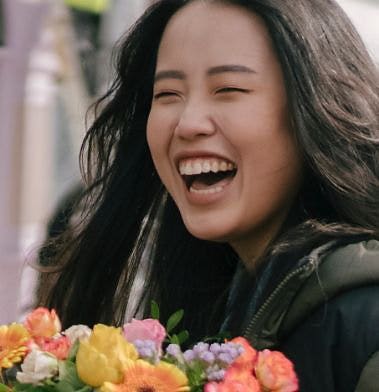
[{"xmin": 147, "ymin": 1, "xmax": 303, "ymax": 261}]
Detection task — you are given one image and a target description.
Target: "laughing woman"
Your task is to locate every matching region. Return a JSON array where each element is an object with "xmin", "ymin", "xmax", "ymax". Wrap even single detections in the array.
[{"xmin": 38, "ymin": 0, "xmax": 379, "ymax": 390}]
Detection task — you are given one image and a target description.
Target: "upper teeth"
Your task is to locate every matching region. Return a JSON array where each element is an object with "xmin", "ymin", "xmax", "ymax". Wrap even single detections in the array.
[{"xmin": 179, "ymin": 158, "xmax": 236, "ymax": 175}]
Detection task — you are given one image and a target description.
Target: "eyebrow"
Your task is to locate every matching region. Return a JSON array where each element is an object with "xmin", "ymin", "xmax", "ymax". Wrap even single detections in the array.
[
  {"xmin": 154, "ymin": 64, "xmax": 256, "ymax": 83},
  {"xmin": 154, "ymin": 70, "xmax": 185, "ymax": 83},
  {"xmin": 207, "ymin": 64, "xmax": 256, "ymax": 76}
]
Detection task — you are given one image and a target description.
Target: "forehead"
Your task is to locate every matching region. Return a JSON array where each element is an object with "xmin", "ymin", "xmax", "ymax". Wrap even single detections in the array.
[{"xmin": 156, "ymin": 1, "xmax": 276, "ymax": 70}]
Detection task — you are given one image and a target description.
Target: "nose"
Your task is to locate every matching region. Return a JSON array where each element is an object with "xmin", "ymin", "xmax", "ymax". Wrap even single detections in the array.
[{"xmin": 174, "ymin": 99, "xmax": 216, "ymax": 140}]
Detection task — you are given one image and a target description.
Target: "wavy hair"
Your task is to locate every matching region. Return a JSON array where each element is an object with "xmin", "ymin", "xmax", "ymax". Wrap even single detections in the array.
[{"xmin": 38, "ymin": 0, "xmax": 379, "ymax": 342}]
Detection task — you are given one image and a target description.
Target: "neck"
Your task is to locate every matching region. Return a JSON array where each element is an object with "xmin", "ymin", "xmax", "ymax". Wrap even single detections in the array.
[
  {"xmin": 229, "ymin": 213, "xmax": 290, "ymax": 270},
  {"xmin": 230, "ymin": 230, "xmax": 273, "ymax": 271}
]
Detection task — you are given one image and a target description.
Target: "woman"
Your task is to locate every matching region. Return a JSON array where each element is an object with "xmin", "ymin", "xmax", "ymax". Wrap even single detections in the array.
[{"xmin": 38, "ymin": 0, "xmax": 379, "ymax": 390}]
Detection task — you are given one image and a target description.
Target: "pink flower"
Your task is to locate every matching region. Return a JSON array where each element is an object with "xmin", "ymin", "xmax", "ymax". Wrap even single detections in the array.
[
  {"xmin": 255, "ymin": 349, "xmax": 299, "ymax": 392},
  {"xmin": 205, "ymin": 367, "xmax": 261, "ymax": 392},
  {"xmin": 33, "ymin": 336, "xmax": 71, "ymax": 360},
  {"xmin": 123, "ymin": 319, "xmax": 166, "ymax": 350},
  {"xmin": 24, "ymin": 308, "xmax": 61, "ymax": 338}
]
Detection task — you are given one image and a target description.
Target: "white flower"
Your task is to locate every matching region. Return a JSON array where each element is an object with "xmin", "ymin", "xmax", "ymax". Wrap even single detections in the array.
[
  {"xmin": 63, "ymin": 324, "xmax": 92, "ymax": 344},
  {"xmin": 16, "ymin": 350, "xmax": 58, "ymax": 385}
]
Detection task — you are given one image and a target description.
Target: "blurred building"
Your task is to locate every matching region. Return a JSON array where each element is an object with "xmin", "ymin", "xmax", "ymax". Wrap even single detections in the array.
[
  {"xmin": 0, "ymin": 0, "xmax": 52, "ymax": 324},
  {"xmin": 0, "ymin": 0, "xmax": 378, "ymax": 324},
  {"xmin": 0, "ymin": 0, "xmax": 152, "ymax": 323}
]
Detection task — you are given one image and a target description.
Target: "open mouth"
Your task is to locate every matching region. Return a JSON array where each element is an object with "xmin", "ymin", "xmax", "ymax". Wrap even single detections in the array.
[{"xmin": 178, "ymin": 157, "xmax": 237, "ymax": 194}]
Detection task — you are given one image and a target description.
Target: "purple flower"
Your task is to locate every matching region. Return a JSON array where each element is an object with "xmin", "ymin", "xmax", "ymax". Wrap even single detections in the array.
[
  {"xmin": 133, "ymin": 339, "xmax": 159, "ymax": 362},
  {"xmin": 199, "ymin": 351, "xmax": 215, "ymax": 363},
  {"xmin": 218, "ymin": 352, "xmax": 233, "ymax": 365},
  {"xmin": 206, "ymin": 366, "xmax": 226, "ymax": 382},
  {"xmin": 166, "ymin": 344, "xmax": 182, "ymax": 358},
  {"xmin": 183, "ymin": 349, "xmax": 196, "ymax": 362},
  {"xmin": 193, "ymin": 342, "xmax": 210, "ymax": 354},
  {"xmin": 209, "ymin": 343, "xmax": 222, "ymax": 355},
  {"xmin": 175, "ymin": 340, "xmax": 245, "ymax": 384}
]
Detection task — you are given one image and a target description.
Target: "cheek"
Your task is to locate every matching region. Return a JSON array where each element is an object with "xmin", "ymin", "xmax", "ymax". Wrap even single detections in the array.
[
  {"xmin": 147, "ymin": 116, "xmax": 163, "ymax": 180},
  {"xmin": 239, "ymin": 122, "xmax": 302, "ymax": 201},
  {"xmin": 146, "ymin": 112, "xmax": 174, "ymax": 189},
  {"xmin": 146, "ymin": 105, "xmax": 177, "ymax": 152},
  {"xmin": 147, "ymin": 111, "xmax": 165, "ymax": 161}
]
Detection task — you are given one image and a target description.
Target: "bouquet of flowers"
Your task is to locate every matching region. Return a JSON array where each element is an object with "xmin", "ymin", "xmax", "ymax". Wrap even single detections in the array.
[{"xmin": 0, "ymin": 306, "xmax": 298, "ymax": 392}]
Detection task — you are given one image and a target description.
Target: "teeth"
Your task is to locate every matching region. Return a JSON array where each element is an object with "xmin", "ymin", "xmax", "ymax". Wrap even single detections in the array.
[
  {"xmin": 193, "ymin": 162, "xmax": 202, "ymax": 174},
  {"xmin": 211, "ymin": 161, "xmax": 219, "ymax": 173},
  {"xmin": 202, "ymin": 161, "xmax": 211, "ymax": 173},
  {"xmin": 190, "ymin": 185, "xmax": 223, "ymax": 194},
  {"xmin": 179, "ymin": 158, "xmax": 236, "ymax": 176},
  {"xmin": 220, "ymin": 161, "xmax": 227, "ymax": 171}
]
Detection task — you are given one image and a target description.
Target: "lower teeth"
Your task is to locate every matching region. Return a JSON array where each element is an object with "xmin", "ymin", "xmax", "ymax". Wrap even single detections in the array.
[{"xmin": 189, "ymin": 185, "xmax": 223, "ymax": 194}]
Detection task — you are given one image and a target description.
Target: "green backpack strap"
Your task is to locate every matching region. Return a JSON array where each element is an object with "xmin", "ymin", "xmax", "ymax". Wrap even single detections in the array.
[{"xmin": 280, "ymin": 240, "xmax": 379, "ymax": 339}]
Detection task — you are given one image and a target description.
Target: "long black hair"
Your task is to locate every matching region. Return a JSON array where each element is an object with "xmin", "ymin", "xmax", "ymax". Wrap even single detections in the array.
[{"xmin": 38, "ymin": 0, "xmax": 378, "ymax": 342}]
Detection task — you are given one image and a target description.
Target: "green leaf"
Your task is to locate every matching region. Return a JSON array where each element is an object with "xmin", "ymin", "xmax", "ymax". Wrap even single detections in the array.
[
  {"xmin": 189, "ymin": 386, "xmax": 203, "ymax": 392},
  {"xmin": 166, "ymin": 309, "xmax": 184, "ymax": 333},
  {"xmin": 13, "ymin": 382, "xmax": 34, "ymax": 392},
  {"xmin": 150, "ymin": 301, "xmax": 160, "ymax": 320},
  {"xmin": 203, "ymin": 330, "xmax": 232, "ymax": 343},
  {"xmin": 74, "ymin": 387, "xmax": 92, "ymax": 392},
  {"xmin": 13, "ymin": 384, "xmax": 55, "ymax": 392},
  {"xmin": 176, "ymin": 330, "xmax": 189, "ymax": 345},
  {"xmin": 170, "ymin": 334, "xmax": 180, "ymax": 345},
  {"xmin": 54, "ymin": 381, "xmax": 74, "ymax": 392},
  {"xmin": 57, "ymin": 361, "xmax": 86, "ymax": 390},
  {"xmin": 0, "ymin": 384, "xmax": 10, "ymax": 392},
  {"xmin": 67, "ymin": 341, "xmax": 80, "ymax": 362},
  {"xmin": 186, "ymin": 361, "xmax": 206, "ymax": 390},
  {"xmin": 54, "ymin": 381, "xmax": 92, "ymax": 392}
]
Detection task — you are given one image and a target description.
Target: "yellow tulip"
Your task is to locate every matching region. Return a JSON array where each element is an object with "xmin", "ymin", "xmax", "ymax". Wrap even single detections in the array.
[{"xmin": 76, "ymin": 324, "xmax": 138, "ymax": 387}]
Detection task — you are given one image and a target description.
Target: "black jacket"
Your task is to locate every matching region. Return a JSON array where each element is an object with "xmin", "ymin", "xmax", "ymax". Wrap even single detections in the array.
[{"xmin": 222, "ymin": 239, "xmax": 379, "ymax": 391}]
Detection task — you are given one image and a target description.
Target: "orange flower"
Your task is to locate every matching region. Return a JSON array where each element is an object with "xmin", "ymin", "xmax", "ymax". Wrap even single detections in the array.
[
  {"xmin": 101, "ymin": 359, "xmax": 189, "ymax": 392},
  {"xmin": 205, "ymin": 367, "xmax": 261, "ymax": 392},
  {"xmin": 34, "ymin": 335, "xmax": 71, "ymax": 360},
  {"xmin": 24, "ymin": 308, "xmax": 61, "ymax": 338},
  {"xmin": 255, "ymin": 349, "xmax": 299, "ymax": 392},
  {"xmin": 229, "ymin": 337, "xmax": 257, "ymax": 372},
  {"xmin": 0, "ymin": 323, "xmax": 30, "ymax": 368}
]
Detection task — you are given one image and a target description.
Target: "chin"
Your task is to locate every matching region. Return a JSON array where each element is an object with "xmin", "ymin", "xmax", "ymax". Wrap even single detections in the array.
[{"xmin": 184, "ymin": 221, "xmax": 236, "ymax": 243}]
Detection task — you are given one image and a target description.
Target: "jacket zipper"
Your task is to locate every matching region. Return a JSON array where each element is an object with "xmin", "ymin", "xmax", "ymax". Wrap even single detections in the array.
[{"xmin": 243, "ymin": 257, "xmax": 317, "ymax": 343}]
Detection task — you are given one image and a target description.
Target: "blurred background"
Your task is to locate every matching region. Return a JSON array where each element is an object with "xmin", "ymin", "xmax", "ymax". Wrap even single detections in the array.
[{"xmin": 0, "ymin": 0, "xmax": 378, "ymax": 324}]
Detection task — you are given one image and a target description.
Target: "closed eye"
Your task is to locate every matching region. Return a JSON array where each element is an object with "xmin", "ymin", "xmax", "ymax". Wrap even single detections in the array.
[
  {"xmin": 215, "ymin": 87, "xmax": 250, "ymax": 94},
  {"xmin": 153, "ymin": 91, "xmax": 180, "ymax": 100}
]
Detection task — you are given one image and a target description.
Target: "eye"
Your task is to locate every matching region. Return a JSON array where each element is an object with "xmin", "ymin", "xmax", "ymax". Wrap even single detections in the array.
[
  {"xmin": 153, "ymin": 91, "xmax": 181, "ymax": 101},
  {"xmin": 215, "ymin": 87, "xmax": 250, "ymax": 94}
]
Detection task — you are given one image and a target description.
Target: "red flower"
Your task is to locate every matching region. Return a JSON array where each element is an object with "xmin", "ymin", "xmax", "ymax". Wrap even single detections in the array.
[
  {"xmin": 255, "ymin": 349, "xmax": 299, "ymax": 392},
  {"xmin": 229, "ymin": 337, "xmax": 258, "ymax": 372},
  {"xmin": 33, "ymin": 336, "xmax": 71, "ymax": 360},
  {"xmin": 205, "ymin": 367, "xmax": 261, "ymax": 392}
]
